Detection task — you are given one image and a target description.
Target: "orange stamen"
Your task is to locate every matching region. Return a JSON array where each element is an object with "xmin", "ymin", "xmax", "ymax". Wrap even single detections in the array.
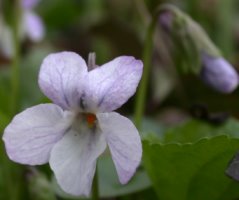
[{"xmin": 86, "ymin": 114, "xmax": 96, "ymax": 126}]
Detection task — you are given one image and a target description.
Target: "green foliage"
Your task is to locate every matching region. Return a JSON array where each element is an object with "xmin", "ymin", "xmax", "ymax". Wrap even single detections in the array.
[
  {"xmin": 163, "ymin": 118, "xmax": 239, "ymax": 143},
  {"xmin": 1, "ymin": 0, "xmax": 239, "ymax": 199},
  {"xmin": 28, "ymin": 169, "xmax": 56, "ymax": 200},
  {"xmin": 143, "ymin": 119, "xmax": 239, "ymax": 200}
]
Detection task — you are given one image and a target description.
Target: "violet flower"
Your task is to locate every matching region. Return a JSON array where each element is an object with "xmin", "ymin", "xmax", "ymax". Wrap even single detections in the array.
[
  {"xmin": 3, "ymin": 51, "xmax": 143, "ymax": 196},
  {"xmin": 200, "ymin": 53, "xmax": 239, "ymax": 93}
]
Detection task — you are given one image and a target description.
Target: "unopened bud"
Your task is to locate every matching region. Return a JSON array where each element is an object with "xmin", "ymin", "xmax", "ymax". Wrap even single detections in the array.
[
  {"xmin": 158, "ymin": 4, "xmax": 220, "ymax": 58},
  {"xmin": 158, "ymin": 10, "xmax": 173, "ymax": 33},
  {"xmin": 200, "ymin": 53, "xmax": 238, "ymax": 93},
  {"xmin": 158, "ymin": 4, "xmax": 238, "ymax": 93}
]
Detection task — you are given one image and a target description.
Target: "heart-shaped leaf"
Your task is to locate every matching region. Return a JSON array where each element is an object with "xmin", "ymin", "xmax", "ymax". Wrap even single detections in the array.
[{"xmin": 143, "ymin": 119, "xmax": 239, "ymax": 200}]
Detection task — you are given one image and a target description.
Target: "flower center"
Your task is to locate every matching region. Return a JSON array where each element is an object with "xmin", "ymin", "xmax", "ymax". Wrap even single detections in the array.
[{"xmin": 86, "ymin": 113, "xmax": 96, "ymax": 127}]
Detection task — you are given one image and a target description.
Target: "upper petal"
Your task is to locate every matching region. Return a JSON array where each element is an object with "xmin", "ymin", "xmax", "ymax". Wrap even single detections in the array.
[
  {"xmin": 84, "ymin": 56, "xmax": 143, "ymax": 112},
  {"xmin": 23, "ymin": 11, "xmax": 45, "ymax": 42},
  {"xmin": 49, "ymin": 123, "xmax": 107, "ymax": 196},
  {"xmin": 97, "ymin": 112, "xmax": 142, "ymax": 184},
  {"xmin": 3, "ymin": 104, "xmax": 72, "ymax": 165},
  {"xmin": 38, "ymin": 52, "xmax": 88, "ymax": 110}
]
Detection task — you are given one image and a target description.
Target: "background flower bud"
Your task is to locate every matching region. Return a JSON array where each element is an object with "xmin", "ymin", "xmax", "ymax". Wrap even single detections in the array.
[
  {"xmin": 158, "ymin": 4, "xmax": 238, "ymax": 93},
  {"xmin": 200, "ymin": 53, "xmax": 238, "ymax": 93},
  {"xmin": 158, "ymin": 10, "xmax": 173, "ymax": 33}
]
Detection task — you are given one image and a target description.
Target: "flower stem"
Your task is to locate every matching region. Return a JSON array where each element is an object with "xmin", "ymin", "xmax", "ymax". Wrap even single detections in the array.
[
  {"xmin": 134, "ymin": 15, "xmax": 158, "ymax": 129},
  {"xmin": 92, "ymin": 166, "xmax": 99, "ymax": 200},
  {"xmin": 4, "ymin": 1, "xmax": 23, "ymax": 200},
  {"xmin": 10, "ymin": 0, "xmax": 21, "ymax": 116}
]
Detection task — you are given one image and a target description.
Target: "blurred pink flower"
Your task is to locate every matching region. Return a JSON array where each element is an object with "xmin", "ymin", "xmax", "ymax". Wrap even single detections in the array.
[
  {"xmin": 0, "ymin": 0, "xmax": 44, "ymax": 58},
  {"xmin": 21, "ymin": 0, "xmax": 45, "ymax": 42}
]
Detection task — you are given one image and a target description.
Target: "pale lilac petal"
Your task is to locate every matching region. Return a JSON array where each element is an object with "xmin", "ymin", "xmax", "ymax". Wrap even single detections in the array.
[
  {"xmin": 39, "ymin": 52, "xmax": 88, "ymax": 110},
  {"xmin": 97, "ymin": 112, "xmax": 142, "ymax": 184},
  {"xmin": 200, "ymin": 53, "xmax": 239, "ymax": 93},
  {"xmin": 84, "ymin": 56, "xmax": 143, "ymax": 112},
  {"xmin": 3, "ymin": 104, "xmax": 73, "ymax": 165},
  {"xmin": 21, "ymin": 0, "xmax": 40, "ymax": 9},
  {"xmin": 23, "ymin": 11, "xmax": 44, "ymax": 42},
  {"xmin": 49, "ymin": 124, "xmax": 107, "ymax": 196}
]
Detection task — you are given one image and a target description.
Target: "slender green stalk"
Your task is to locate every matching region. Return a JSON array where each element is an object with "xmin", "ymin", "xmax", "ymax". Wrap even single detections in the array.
[
  {"xmin": 134, "ymin": 16, "xmax": 158, "ymax": 129},
  {"xmin": 92, "ymin": 167, "xmax": 99, "ymax": 200},
  {"xmin": 10, "ymin": 0, "xmax": 21, "ymax": 116},
  {"xmin": 216, "ymin": 0, "xmax": 234, "ymax": 58},
  {"xmin": 3, "ymin": 1, "xmax": 22, "ymax": 200}
]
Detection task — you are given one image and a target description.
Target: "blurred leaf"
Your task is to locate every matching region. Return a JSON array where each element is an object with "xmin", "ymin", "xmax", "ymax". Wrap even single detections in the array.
[
  {"xmin": 143, "ymin": 118, "xmax": 239, "ymax": 200},
  {"xmin": 39, "ymin": 0, "xmax": 83, "ymax": 30},
  {"xmin": 151, "ymin": 65, "xmax": 174, "ymax": 103},
  {"xmin": 0, "ymin": 67, "xmax": 11, "ymax": 115},
  {"xmin": 19, "ymin": 46, "xmax": 53, "ymax": 109},
  {"xmin": 0, "ymin": 110, "xmax": 10, "ymax": 131},
  {"xmin": 39, "ymin": 0, "xmax": 105, "ymax": 31},
  {"xmin": 140, "ymin": 117, "xmax": 165, "ymax": 140},
  {"xmin": 28, "ymin": 168, "xmax": 57, "ymax": 200},
  {"xmin": 53, "ymin": 154, "xmax": 151, "ymax": 199},
  {"xmin": 163, "ymin": 118, "xmax": 239, "ymax": 143}
]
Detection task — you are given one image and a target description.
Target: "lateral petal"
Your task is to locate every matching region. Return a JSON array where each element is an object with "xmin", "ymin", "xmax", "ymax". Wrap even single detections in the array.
[
  {"xmin": 3, "ymin": 104, "xmax": 72, "ymax": 165},
  {"xmin": 97, "ymin": 112, "xmax": 142, "ymax": 184}
]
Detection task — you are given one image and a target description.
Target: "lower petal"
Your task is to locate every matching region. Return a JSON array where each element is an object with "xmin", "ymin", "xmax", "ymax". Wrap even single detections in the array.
[
  {"xmin": 97, "ymin": 112, "xmax": 142, "ymax": 184},
  {"xmin": 3, "ymin": 104, "xmax": 71, "ymax": 165},
  {"xmin": 49, "ymin": 125, "xmax": 106, "ymax": 196}
]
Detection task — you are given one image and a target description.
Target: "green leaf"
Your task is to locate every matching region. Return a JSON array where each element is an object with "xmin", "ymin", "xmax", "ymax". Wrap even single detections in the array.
[
  {"xmin": 143, "ymin": 118, "xmax": 239, "ymax": 200},
  {"xmin": 53, "ymin": 154, "xmax": 151, "ymax": 199}
]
